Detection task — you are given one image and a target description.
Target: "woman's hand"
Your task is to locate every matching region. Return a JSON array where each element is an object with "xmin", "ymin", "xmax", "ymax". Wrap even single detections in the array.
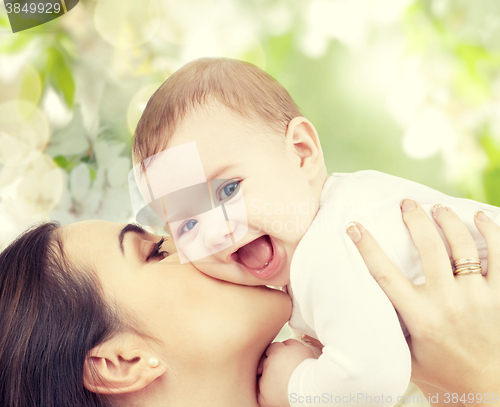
[{"xmin": 346, "ymin": 200, "xmax": 500, "ymax": 400}]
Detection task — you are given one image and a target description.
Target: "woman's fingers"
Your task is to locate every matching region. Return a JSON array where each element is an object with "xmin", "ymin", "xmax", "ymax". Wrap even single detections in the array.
[
  {"xmin": 401, "ymin": 199, "xmax": 453, "ymax": 286},
  {"xmin": 431, "ymin": 204, "xmax": 480, "ymax": 274},
  {"xmin": 474, "ymin": 211, "xmax": 500, "ymax": 284},
  {"xmin": 347, "ymin": 221, "xmax": 416, "ymax": 314}
]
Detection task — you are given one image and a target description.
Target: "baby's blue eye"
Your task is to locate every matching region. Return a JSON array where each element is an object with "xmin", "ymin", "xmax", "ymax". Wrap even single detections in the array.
[
  {"xmin": 220, "ymin": 181, "xmax": 240, "ymax": 200},
  {"xmin": 179, "ymin": 219, "xmax": 198, "ymax": 236}
]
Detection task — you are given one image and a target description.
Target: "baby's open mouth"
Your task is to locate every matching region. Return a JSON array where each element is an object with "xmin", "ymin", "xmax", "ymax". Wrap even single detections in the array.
[{"xmin": 234, "ymin": 235, "xmax": 274, "ymax": 271}]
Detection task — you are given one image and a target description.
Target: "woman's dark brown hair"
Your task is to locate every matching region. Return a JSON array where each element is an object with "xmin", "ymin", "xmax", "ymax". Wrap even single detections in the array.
[{"xmin": 0, "ymin": 222, "xmax": 120, "ymax": 407}]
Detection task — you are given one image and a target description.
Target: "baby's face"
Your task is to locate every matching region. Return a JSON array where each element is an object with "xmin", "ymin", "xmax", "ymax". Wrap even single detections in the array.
[{"xmin": 162, "ymin": 104, "xmax": 319, "ymax": 286}]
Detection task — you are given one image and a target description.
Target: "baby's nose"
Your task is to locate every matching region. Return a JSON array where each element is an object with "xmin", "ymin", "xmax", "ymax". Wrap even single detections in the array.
[{"xmin": 203, "ymin": 221, "xmax": 232, "ymax": 248}]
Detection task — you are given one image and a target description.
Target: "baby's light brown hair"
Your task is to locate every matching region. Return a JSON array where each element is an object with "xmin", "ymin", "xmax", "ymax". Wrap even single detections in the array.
[{"xmin": 132, "ymin": 57, "xmax": 303, "ymax": 165}]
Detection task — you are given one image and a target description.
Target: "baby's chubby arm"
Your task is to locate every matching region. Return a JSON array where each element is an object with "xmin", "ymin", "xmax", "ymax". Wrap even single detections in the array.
[{"xmin": 258, "ymin": 339, "xmax": 315, "ymax": 407}]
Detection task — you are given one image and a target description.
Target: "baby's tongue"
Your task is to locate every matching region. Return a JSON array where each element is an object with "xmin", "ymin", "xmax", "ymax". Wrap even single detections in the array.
[{"xmin": 237, "ymin": 235, "xmax": 273, "ymax": 269}]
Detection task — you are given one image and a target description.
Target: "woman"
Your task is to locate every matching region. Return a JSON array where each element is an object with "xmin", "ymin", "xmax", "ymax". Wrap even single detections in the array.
[
  {"xmin": 0, "ymin": 205, "xmax": 498, "ymax": 407},
  {"xmin": 0, "ymin": 219, "xmax": 292, "ymax": 407}
]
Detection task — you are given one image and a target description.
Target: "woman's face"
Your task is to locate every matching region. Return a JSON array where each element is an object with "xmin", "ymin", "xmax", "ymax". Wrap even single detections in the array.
[{"xmin": 59, "ymin": 220, "xmax": 291, "ymax": 369}]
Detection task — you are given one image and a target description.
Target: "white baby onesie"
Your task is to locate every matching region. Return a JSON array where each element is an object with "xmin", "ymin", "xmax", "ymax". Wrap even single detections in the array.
[{"xmin": 287, "ymin": 170, "xmax": 500, "ymax": 407}]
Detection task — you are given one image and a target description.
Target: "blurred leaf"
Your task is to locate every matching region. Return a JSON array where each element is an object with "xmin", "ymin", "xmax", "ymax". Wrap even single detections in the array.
[
  {"xmin": 480, "ymin": 134, "xmax": 500, "ymax": 167},
  {"xmin": 89, "ymin": 166, "xmax": 96, "ymax": 182},
  {"xmin": 0, "ymin": 33, "xmax": 33, "ymax": 53},
  {"xmin": 53, "ymin": 155, "xmax": 69, "ymax": 168},
  {"xmin": 47, "ymin": 45, "xmax": 75, "ymax": 107},
  {"xmin": 480, "ymin": 134, "xmax": 500, "ymax": 206},
  {"xmin": 403, "ymin": 2, "xmax": 439, "ymax": 53},
  {"xmin": 455, "ymin": 45, "xmax": 491, "ymax": 78},
  {"xmin": 19, "ymin": 65, "xmax": 42, "ymax": 105},
  {"xmin": 0, "ymin": 15, "xmax": 10, "ymax": 28},
  {"xmin": 264, "ymin": 32, "xmax": 293, "ymax": 76},
  {"xmin": 64, "ymin": 159, "xmax": 80, "ymax": 174},
  {"xmin": 53, "ymin": 155, "xmax": 80, "ymax": 174},
  {"xmin": 455, "ymin": 44, "xmax": 490, "ymax": 73},
  {"xmin": 57, "ymin": 32, "xmax": 77, "ymax": 59},
  {"xmin": 452, "ymin": 45, "xmax": 491, "ymax": 103},
  {"xmin": 453, "ymin": 67, "xmax": 489, "ymax": 104},
  {"xmin": 268, "ymin": 32, "xmax": 292, "ymax": 62},
  {"xmin": 418, "ymin": 0, "xmax": 445, "ymax": 34},
  {"xmin": 483, "ymin": 168, "xmax": 500, "ymax": 207},
  {"xmin": 242, "ymin": 45, "xmax": 266, "ymax": 70}
]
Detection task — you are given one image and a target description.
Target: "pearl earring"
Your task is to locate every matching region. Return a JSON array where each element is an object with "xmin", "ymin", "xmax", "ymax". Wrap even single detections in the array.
[{"xmin": 148, "ymin": 358, "xmax": 159, "ymax": 368}]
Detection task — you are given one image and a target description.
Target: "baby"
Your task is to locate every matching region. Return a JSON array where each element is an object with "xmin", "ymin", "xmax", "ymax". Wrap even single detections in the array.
[{"xmin": 130, "ymin": 58, "xmax": 500, "ymax": 407}]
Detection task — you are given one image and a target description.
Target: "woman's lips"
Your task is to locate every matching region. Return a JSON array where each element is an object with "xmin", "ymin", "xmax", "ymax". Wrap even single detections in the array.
[{"xmin": 232, "ymin": 235, "xmax": 285, "ymax": 280}]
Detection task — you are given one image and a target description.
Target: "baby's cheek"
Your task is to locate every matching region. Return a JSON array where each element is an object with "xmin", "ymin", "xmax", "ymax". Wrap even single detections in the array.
[
  {"xmin": 190, "ymin": 255, "xmax": 223, "ymax": 279},
  {"xmin": 171, "ymin": 233, "xmax": 195, "ymax": 263},
  {"xmin": 177, "ymin": 235, "xmax": 205, "ymax": 263},
  {"xmin": 225, "ymin": 192, "xmax": 249, "ymax": 242}
]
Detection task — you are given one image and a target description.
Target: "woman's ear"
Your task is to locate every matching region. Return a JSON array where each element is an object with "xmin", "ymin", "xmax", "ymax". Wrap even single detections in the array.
[
  {"xmin": 83, "ymin": 333, "xmax": 167, "ymax": 395},
  {"xmin": 285, "ymin": 117, "xmax": 326, "ymax": 183}
]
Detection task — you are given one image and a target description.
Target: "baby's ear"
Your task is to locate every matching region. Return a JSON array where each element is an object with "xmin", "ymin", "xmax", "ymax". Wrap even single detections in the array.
[
  {"xmin": 285, "ymin": 117, "xmax": 325, "ymax": 182},
  {"xmin": 83, "ymin": 333, "xmax": 167, "ymax": 395}
]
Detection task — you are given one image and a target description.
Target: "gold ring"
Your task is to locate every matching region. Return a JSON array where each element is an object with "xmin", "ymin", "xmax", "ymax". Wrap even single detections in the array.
[
  {"xmin": 454, "ymin": 266, "xmax": 482, "ymax": 276},
  {"xmin": 454, "ymin": 257, "xmax": 481, "ymax": 268}
]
